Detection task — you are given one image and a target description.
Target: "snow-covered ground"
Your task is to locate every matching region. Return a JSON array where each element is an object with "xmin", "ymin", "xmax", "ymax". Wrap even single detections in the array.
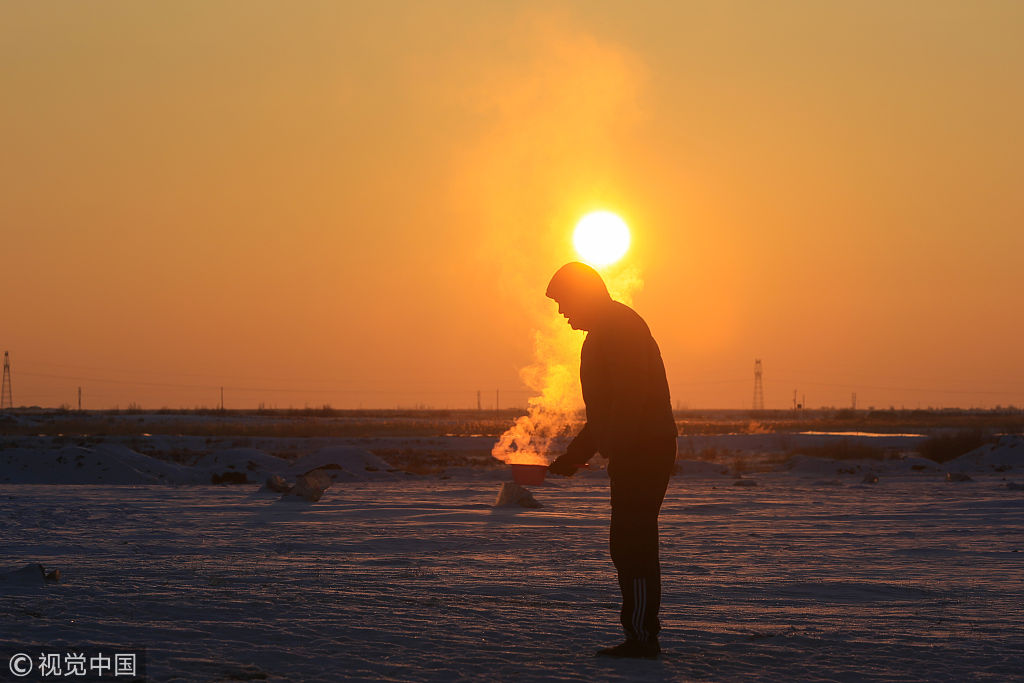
[
  {"xmin": 2, "ymin": 459, "xmax": 1023, "ymax": 681},
  {"xmin": 2, "ymin": 432, "xmax": 1023, "ymax": 680}
]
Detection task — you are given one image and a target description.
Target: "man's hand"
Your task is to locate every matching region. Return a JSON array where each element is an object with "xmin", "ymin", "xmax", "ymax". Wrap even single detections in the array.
[{"xmin": 548, "ymin": 455, "xmax": 578, "ymax": 477}]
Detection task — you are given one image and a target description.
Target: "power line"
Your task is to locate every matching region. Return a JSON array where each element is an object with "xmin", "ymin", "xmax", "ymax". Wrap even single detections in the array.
[
  {"xmin": 23, "ymin": 360, "xmax": 539, "ymax": 392},
  {"xmin": 770, "ymin": 377, "xmax": 1020, "ymax": 396},
  {"xmin": 18, "ymin": 370, "xmax": 533, "ymax": 396}
]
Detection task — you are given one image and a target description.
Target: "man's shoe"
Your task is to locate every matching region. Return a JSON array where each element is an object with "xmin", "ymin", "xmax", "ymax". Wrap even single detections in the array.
[{"xmin": 596, "ymin": 639, "xmax": 660, "ymax": 659}]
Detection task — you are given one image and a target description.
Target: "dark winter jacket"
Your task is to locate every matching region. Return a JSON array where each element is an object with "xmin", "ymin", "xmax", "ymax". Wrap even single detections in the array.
[{"xmin": 563, "ymin": 301, "xmax": 677, "ymax": 465}]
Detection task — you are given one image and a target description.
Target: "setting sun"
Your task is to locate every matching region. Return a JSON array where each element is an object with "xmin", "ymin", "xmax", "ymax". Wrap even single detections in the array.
[{"xmin": 573, "ymin": 211, "xmax": 631, "ymax": 267}]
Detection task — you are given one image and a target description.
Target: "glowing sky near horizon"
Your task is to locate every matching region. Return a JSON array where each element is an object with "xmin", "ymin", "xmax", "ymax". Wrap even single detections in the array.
[{"xmin": 1, "ymin": 1, "xmax": 1022, "ymax": 410}]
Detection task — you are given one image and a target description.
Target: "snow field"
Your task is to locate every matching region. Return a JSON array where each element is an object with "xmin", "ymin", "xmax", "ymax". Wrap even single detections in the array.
[{"xmin": 2, "ymin": 474, "xmax": 1022, "ymax": 682}]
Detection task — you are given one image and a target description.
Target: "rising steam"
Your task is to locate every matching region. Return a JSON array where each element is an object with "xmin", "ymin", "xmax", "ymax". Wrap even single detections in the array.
[
  {"xmin": 437, "ymin": 11, "xmax": 648, "ymax": 465},
  {"xmin": 492, "ymin": 265, "xmax": 643, "ymax": 465}
]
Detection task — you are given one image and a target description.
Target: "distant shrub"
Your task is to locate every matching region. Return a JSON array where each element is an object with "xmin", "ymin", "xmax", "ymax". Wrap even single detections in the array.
[
  {"xmin": 918, "ymin": 429, "xmax": 995, "ymax": 463},
  {"xmin": 210, "ymin": 471, "xmax": 249, "ymax": 485},
  {"xmin": 745, "ymin": 421, "xmax": 771, "ymax": 434}
]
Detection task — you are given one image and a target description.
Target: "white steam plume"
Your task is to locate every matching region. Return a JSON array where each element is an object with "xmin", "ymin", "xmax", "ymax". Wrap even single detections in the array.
[{"xmin": 492, "ymin": 264, "xmax": 643, "ymax": 465}]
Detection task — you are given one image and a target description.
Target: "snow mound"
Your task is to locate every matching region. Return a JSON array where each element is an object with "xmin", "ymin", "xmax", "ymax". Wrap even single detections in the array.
[
  {"xmin": 493, "ymin": 482, "xmax": 542, "ymax": 508},
  {"xmin": 193, "ymin": 448, "xmax": 290, "ymax": 484},
  {"xmin": 883, "ymin": 455, "xmax": 944, "ymax": 474},
  {"xmin": 281, "ymin": 470, "xmax": 334, "ymax": 502},
  {"xmin": 0, "ymin": 446, "xmax": 191, "ymax": 485},
  {"xmin": 0, "ymin": 443, "xmax": 291, "ymax": 485},
  {"xmin": 289, "ymin": 447, "xmax": 399, "ymax": 482},
  {"xmin": 784, "ymin": 455, "xmax": 868, "ymax": 477},
  {"xmin": 675, "ymin": 459, "xmax": 731, "ymax": 477},
  {"xmin": 783, "ymin": 454, "xmax": 944, "ymax": 477},
  {"xmin": 0, "ymin": 564, "xmax": 49, "ymax": 587},
  {"xmin": 92, "ymin": 443, "xmax": 197, "ymax": 482},
  {"xmin": 0, "ymin": 442, "xmax": 400, "ymax": 486},
  {"xmin": 945, "ymin": 436, "xmax": 1024, "ymax": 474}
]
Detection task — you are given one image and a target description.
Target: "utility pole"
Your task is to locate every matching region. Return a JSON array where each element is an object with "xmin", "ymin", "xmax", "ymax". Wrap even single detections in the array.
[
  {"xmin": 78, "ymin": 386, "xmax": 82, "ymax": 412},
  {"xmin": 851, "ymin": 392, "xmax": 857, "ymax": 411},
  {"xmin": 1, "ymin": 352, "xmax": 12, "ymax": 410},
  {"xmin": 477, "ymin": 390, "xmax": 481, "ymax": 411}
]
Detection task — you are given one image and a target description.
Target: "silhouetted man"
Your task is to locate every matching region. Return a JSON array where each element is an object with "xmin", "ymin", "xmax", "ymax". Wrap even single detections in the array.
[{"xmin": 546, "ymin": 261, "xmax": 677, "ymax": 659}]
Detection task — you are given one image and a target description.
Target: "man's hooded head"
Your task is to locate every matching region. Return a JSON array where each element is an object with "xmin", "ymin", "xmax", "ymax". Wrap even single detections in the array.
[{"xmin": 546, "ymin": 262, "xmax": 612, "ymax": 331}]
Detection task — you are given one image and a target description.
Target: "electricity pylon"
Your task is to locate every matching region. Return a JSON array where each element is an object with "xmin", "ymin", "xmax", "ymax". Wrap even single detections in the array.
[
  {"xmin": 1, "ymin": 352, "xmax": 12, "ymax": 409},
  {"xmin": 752, "ymin": 359, "xmax": 764, "ymax": 411}
]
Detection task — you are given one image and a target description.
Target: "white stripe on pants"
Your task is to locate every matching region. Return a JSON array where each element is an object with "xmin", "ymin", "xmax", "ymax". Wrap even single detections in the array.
[{"xmin": 633, "ymin": 578, "xmax": 647, "ymax": 641}]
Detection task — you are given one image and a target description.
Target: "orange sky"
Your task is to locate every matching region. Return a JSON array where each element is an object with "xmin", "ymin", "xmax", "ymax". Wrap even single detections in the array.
[{"xmin": 2, "ymin": 2, "xmax": 1022, "ymax": 410}]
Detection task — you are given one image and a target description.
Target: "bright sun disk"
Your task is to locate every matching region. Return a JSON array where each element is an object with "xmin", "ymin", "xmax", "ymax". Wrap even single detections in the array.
[{"xmin": 573, "ymin": 211, "xmax": 630, "ymax": 267}]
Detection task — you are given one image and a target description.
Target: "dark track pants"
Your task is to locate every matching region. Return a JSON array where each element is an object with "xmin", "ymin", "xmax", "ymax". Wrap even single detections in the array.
[{"xmin": 608, "ymin": 447, "xmax": 674, "ymax": 642}]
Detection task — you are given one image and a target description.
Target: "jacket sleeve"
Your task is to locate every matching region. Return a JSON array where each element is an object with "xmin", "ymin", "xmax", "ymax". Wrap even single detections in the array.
[{"xmin": 561, "ymin": 422, "xmax": 598, "ymax": 465}]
